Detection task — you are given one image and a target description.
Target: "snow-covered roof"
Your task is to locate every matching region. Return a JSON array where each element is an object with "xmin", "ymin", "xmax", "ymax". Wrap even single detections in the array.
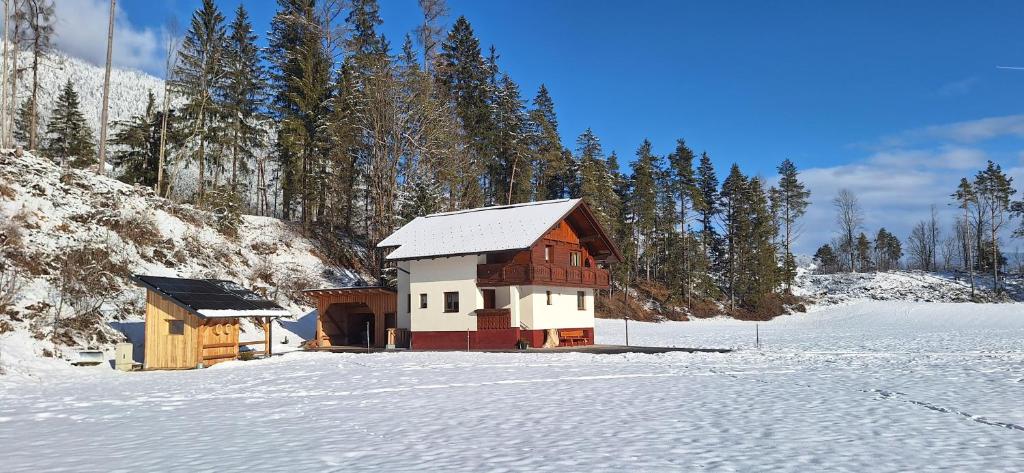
[
  {"xmin": 133, "ymin": 276, "xmax": 290, "ymax": 318},
  {"xmin": 378, "ymin": 199, "xmax": 584, "ymax": 261}
]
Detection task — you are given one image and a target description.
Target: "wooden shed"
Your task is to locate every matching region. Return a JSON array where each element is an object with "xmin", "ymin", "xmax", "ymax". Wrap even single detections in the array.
[
  {"xmin": 133, "ymin": 276, "xmax": 290, "ymax": 370},
  {"xmin": 304, "ymin": 287, "xmax": 405, "ymax": 350}
]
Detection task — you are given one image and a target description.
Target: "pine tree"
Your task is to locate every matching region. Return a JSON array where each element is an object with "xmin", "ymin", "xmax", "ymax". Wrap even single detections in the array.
[
  {"xmin": 667, "ymin": 139, "xmax": 698, "ymax": 304},
  {"xmin": 576, "ymin": 128, "xmax": 619, "ymax": 233},
  {"xmin": 171, "ymin": 0, "xmax": 228, "ymax": 205},
  {"xmin": 630, "ymin": 140, "xmax": 659, "ymax": 281},
  {"xmin": 741, "ymin": 176, "xmax": 780, "ymax": 307},
  {"xmin": 813, "ymin": 244, "xmax": 839, "ymax": 274},
  {"xmin": 13, "ymin": 96, "xmax": 41, "ymax": 149},
  {"xmin": 529, "ymin": 85, "xmax": 568, "ymax": 200},
  {"xmin": 492, "ymin": 74, "xmax": 531, "ymax": 204},
  {"xmin": 720, "ymin": 164, "xmax": 747, "ymax": 308},
  {"xmin": 771, "ymin": 159, "xmax": 810, "ymax": 291},
  {"xmin": 695, "ymin": 151, "xmax": 719, "ymax": 251},
  {"xmin": 974, "ymin": 161, "xmax": 1014, "ymax": 293},
  {"xmin": 874, "ymin": 228, "xmax": 901, "ymax": 271},
  {"xmin": 268, "ymin": 0, "xmax": 332, "ymax": 223},
  {"xmin": 855, "ymin": 232, "xmax": 872, "ymax": 271},
  {"xmin": 437, "ymin": 16, "xmax": 490, "ymax": 207},
  {"xmin": 220, "ymin": 4, "xmax": 266, "ymax": 193},
  {"xmin": 111, "ymin": 91, "xmax": 182, "ymax": 188},
  {"xmin": 41, "ymin": 80, "xmax": 95, "ymax": 168}
]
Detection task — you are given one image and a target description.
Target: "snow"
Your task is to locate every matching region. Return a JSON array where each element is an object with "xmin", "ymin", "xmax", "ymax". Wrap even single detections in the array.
[
  {"xmin": 196, "ymin": 309, "xmax": 292, "ymax": 318},
  {"xmin": 6, "ymin": 46, "xmax": 172, "ymax": 146},
  {"xmin": 2, "ymin": 300, "xmax": 1022, "ymax": 471},
  {"xmin": 379, "ymin": 198, "xmax": 580, "ymax": 260},
  {"xmin": 0, "ymin": 150, "xmax": 358, "ymax": 371}
]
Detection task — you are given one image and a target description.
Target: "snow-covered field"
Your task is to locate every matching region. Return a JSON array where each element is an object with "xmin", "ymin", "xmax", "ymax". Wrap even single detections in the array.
[{"xmin": 1, "ymin": 300, "xmax": 1022, "ymax": 472}]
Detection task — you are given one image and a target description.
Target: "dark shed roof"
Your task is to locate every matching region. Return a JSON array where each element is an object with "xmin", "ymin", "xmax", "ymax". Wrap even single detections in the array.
[{"xmin": 133, "ymin": 275, "xmax": 290, "ymax": 318}]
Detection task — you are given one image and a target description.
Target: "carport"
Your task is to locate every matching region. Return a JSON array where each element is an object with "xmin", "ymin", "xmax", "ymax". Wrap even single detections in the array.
[{"xmin": 304, "ymin": 287, "xmax": 403, "ymax": 349}]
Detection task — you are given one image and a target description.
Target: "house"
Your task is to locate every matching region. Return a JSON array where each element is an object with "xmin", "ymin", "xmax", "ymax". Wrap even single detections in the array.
[
  {"xmin": 133, "ymin": 276, "xmax": 290, "ymax": 369},
  {"xmin": 309, "ymin": 198, "xmax": 620, "ymax": 351}
]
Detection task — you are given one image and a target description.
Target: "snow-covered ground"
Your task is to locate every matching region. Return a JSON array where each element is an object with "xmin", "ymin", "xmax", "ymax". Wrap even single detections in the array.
[{"xmin": 2, "ymin": 300, "xmax": 1022, "ymax": 472}]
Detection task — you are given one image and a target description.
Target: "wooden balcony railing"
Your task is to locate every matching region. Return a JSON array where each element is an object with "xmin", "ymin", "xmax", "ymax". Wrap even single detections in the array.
[
  {"xmin": 475, "ymin": 308, "xmax": 512, "ymax": 330},
  {"xmin": 477, "ymin": 263, "xmax": 610, "ymax": 288}
]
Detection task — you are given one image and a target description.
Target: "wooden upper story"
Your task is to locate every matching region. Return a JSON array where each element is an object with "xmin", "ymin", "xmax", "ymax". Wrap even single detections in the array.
[{"xmin": 477, "ymin": 215, "xmax": 613, "ymax": 289}]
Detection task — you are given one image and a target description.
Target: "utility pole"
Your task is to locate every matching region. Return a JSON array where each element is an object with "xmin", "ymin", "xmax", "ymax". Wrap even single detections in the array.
[{"xmin": 96, "ymin": 0, "xmax": 115, "ymax": 175}]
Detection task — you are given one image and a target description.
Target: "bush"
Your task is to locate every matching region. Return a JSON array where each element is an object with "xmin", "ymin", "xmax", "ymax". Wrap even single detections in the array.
[
  {"xmin": 0, "ymin": 258, "xmax": 25, "ymax": 315},
  {"xmin": 49, "ymin": 241, "xmax": 132, "ymax": 345},
  {"xmin": 107, "ymin": 211, "xmax": 163, "ymax": 248},
  {"xmin": 204, "ymin": 187, "xmax": 243, "ymax": 238}
]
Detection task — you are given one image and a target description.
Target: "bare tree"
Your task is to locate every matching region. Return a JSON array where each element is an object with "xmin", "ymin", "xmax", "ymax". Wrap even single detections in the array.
[
  {"xmin": 156, "ymin": 17, "xmax": 179, "ymax": 197},
  {"xmin": 952, "ymin": 178, "xmax": 976, "ymax": 297},
  {"xmin": 415, "ymin": 0, "xmax": 448, "ymax": 70},
  {"xmin": 8, "ymin": 0, "xmax": 26, "ymax": 148},
  {"xmin": 907, "ymin": 220, "xmax": 933, "ymax": 271},
  {"xmin": 833, "ymin": 188, "xmax": 863, "ymax": 272},
  {"xmin": 17, "ymin": 0, "xmax": 54, "ymax": 151},
  {"xmin": 940, "ymin": 235, "xmax": 958, "ymax": 271},
  {"xmin": 1, "ymin": 0, "xmax": 9, "ymax": 148},
  {"xmin": 926, "ymin": 204, "xmax": 940, "ymax": 271}
]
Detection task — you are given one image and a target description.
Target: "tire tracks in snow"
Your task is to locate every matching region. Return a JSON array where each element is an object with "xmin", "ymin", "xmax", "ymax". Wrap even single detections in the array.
[{"xmin": 704, "ymin": 364, "xmax": 1024, "ymax": 434}]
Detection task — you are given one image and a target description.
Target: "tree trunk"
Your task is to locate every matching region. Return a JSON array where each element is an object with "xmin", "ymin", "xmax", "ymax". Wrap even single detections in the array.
[
  {"xmin": 9, "ymin": 15, "xmax": 17, "ymax": 149},
  {"xmin": 1, "ymin": 0, "xmax": 9, "ymax": 149},
  {"xmin": 197, "ymin": 140, "xmax": 206, "ymax": 206},
  {"xmin": 992, "ymin": 206, "xmax": 999, "ymax": 294},
  {"xmin": 29, "ymin": 33, "xmax": 39, "ymax": 150},
  {"xmin": 96, "ymin": 0, "xmax": 116, "ymax": 175},
  {"xmin": 157, "ymin": 86, "xmax": 170, "ymax": 196}
]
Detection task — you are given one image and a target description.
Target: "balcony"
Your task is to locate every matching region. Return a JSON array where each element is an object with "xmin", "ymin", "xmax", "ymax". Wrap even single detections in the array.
[
  {"xmin": 477, "ymin": 263, "xmax": 610, "ymax": 288},
  {"xmin": 475, "ymin": 308, "xmax": 512, "ymax": 330}
]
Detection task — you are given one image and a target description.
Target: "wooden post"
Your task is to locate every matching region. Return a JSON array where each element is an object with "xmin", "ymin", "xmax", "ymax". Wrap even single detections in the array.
[
  {"xmin": 315, "ymin": 301, "xmax": 324, "ymax": 348},
  {"xmin": 196, "ymin": 323, "xmax": 204, "ymax": 368},
  {"xmin": 260, "ymin": 315, "xmax": 268, "ymax": 356}
]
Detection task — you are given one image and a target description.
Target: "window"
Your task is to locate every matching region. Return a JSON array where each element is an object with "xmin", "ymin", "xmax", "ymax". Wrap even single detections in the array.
[
  {"xmin": 544, "ymin": 245, "xmax": 553, "ymax": 262},
  {"xmin": 577, "ymin": 291, "xmax": 586, "ymax": 310},
  {"xmin": 420, "ymin": 293, "xmax": 428, "ymax": 309},
  {"xmin": 444, "ymin": 292, "xmax": 460, "ymax": 312},
  {"xmin": 168, "ymin": 319, "xmax": 184, "ymax": 335},
  {"xmin": 546, "ymin": 290, "xmax": 552, "ymax": 305},
  {"xmin": 407, "ymin": 294, "xmax": 411, "ymax": 314},
  {"xmin": 570, "ymin": 251, "xmax": 581, "ymax": 267}
]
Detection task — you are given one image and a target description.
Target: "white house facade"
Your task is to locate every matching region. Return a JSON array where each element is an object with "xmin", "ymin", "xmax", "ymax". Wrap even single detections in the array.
[{"xmin": 379, "ymin": 198, "xmax": 620, "ymax": 350}]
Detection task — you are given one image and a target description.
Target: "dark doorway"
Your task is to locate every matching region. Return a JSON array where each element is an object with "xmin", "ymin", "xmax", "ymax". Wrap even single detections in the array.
[
  {"xmin": 482, "ymin": 289, "xmax": 496, "ymax": 309},
  {"xmin": 323, "ymin": 303, "xmax": 376, "ymax": 346}
]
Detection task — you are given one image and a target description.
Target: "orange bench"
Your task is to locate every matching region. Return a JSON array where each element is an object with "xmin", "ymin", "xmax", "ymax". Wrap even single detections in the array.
[{"xmin": 559, "ymin": 329, "xmax": 589, "ymax": 346}]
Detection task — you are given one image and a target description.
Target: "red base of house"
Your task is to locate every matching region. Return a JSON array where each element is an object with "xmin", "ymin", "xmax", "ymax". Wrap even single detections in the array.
[{"xmin": 411, "ymin": 327, "xmax": 594, "ymax": 350}]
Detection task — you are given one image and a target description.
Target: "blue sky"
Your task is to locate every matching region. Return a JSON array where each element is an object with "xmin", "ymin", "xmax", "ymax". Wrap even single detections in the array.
[{"xmin": 53, "ymin": 0, "xmax": 1024, "ymax": 253}]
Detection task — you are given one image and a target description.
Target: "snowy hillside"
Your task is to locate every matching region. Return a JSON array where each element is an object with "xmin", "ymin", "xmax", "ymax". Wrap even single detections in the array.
[
  {"xmin": 0, "ymin": 150, "xmax": 365, "ymax": 377},
  {"xmin": 794, "ymin": 268, "xmax": 1022, "ymax": 305},
  {"xmin": 8, "ymin": 46, "xmax": 168, "ymax": 144}
]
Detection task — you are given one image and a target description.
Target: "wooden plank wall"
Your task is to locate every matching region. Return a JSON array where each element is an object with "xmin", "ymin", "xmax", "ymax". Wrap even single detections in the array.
[
  {"xmin": 532, "ymin": 220, "xmax": 594, "ymax": 266},
  {"xmin": 313, "ymin": 291, "xmax": 397, "ymax": 348},
  {"xmin": 198, "ymin": 318, "xmax": 239, "ymax": 367},
  {"xmin": 143, "ymin": 291, "xmax": 200, "ymax": 370}
]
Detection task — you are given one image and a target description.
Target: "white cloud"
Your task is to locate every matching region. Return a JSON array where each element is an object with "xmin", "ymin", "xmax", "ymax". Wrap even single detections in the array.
[
  {"xmin": 936, "ymin": 76, "xmax": 979, "ymax": 97},
  {"xmin": 794, "ymin": 147, "xmax": 1007, "ymax": 255},
  {"xmin": 875, "ymin": 115, "xmax": 1024, "ymax": 148},
  {"xmin": 52, "ymin": 0, "xmax": 165, "ymax": 75}
]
